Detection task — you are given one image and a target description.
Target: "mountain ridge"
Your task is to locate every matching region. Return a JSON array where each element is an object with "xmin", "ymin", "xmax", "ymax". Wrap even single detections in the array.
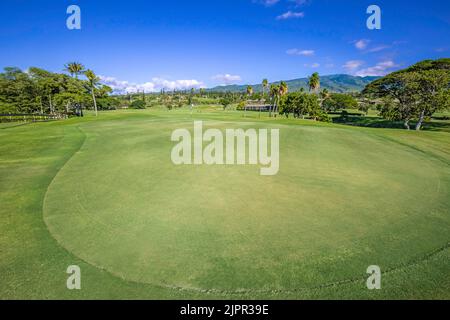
[{"xmin": 208, "ymin": 74, "xmax": 380, "ymax": 93}]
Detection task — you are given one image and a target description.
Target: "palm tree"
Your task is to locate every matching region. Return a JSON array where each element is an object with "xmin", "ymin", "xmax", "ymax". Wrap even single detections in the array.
[
  {"xmin": 308, "ymin": 72, "xmax": 320, "ymax": 93},
  {"xmin": 245, "ymin": 86, "xmax": 253, "ymax": 117},
  {"xmin": 262, "ymin": 79, "xmax": 269, "ymax": 99},
  {"xmin": 64, "ymin": 62, "xmax": 85, "ymax": 79},
  {"xmin": 280, "ymin": 81, "xmax": 288, "ymax": 96},
  {"xmin": 319, "ymin": 88, "xmax": 330, "ymax": 109},
  {"xmin": 261, "ymin": 79, "xmax": 269, "ymax": 118},
  {"xmin": 246, "ymin": 85, "xmax": 253, "ymax": 97},
  {"xmin": 272, "ymin": 81, "xmax": 288, "ymax": 117},
  {"xmin": 269, "ymin": 84, "xmax": 280, "ymax": 118},
  {"xmin": 84, "ymin": 69, "xmax": 100, "ymax": 116}
]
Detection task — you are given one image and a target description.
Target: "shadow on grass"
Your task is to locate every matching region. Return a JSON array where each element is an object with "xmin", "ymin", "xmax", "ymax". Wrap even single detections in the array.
[{"xmin": 332, "ymin": 116, "xmax": 450, "ymax": 133}]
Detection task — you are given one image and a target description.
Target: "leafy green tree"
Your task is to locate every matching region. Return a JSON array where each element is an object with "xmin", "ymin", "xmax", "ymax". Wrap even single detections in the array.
[
  {"xmin": 219, "ymin": 97, "xmax": 232, "ymax": 110},
  {"xmin": 0, "ymin": 67, "xmax": 38, "ymax": 113},
  {"xmin": 29, "ymin": 67, "xmax": 63, "ymax": 114},
  {"xmin": 279, "ymin": 91, "xmax": 323, "ymax": 120},
  {"xmin": 364, "ymin": 58, "xmax": 450, "ymax": 130},
  {"xmin": 364, "ymin": 72, "xmax": 420, "ymax": 130},
  {"xmin": 414, "ymin": 70, "xmax": 450, "ymax": 130},
  {"xmin": 322, "ymin": 93, "xmax": 358, "ymax": 111}
]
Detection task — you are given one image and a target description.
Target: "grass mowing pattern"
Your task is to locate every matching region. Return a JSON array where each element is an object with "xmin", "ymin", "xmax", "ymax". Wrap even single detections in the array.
[{"xmin": 1, "ymin": 110, "xmax": 449, "ymax": 298}]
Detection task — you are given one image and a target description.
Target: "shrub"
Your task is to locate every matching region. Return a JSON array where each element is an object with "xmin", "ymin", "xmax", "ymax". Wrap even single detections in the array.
[
  {"xmin": 317, "ymin": 111, "xmax": 332, "ymax": 123},
  {"xmin": 220, "ymin": 98, "xmax": 232, "ymax": 110},
  {"xmin": 237, "ymin": 101, "xmax": 246, "ymax": 111},
  {"xmin": 129, "ymin": 100, "xmax": 146, "ymax": 109}
]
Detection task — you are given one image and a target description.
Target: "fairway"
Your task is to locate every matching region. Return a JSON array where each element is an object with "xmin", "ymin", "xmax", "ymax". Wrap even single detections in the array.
[
  {"xmin": 1, "ymin": 110, "xmax": 450, "ymax": 299},
  {"xmin": 23, "ymin": 110, "xmax": 448, "ymax": 296}
]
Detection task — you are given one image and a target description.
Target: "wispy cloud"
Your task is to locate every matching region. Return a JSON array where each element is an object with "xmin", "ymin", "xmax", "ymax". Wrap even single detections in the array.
[
  {"xmin": 99, "ymin": 76, "xmax": 205, "ymax": 94},
  {"xmin": 343, "ymin": 60, "xmax": 365, "ymax": 72},
  {"xmin": 212, "ymin": 74, "xmax": 242, "ymax": 85},
  {"xmin": 343, "ymin": 60, "xmax": 397, "ymax": 77},
  {"xmin": 276, "ymin": 11, "xmax": 305, "ymax": 20},
  {"xmin": 286, "ymin": 48, "xmax": 315, "ymax": 56},
  {"xmin": 254, "ymin": 0, "xmax": 280, "ymax": 6},
  {"xmin": 354, "ymin": 60, "xmax": 398, "ymax": 77},
  {"xmin": 354, "ymin": 39, "xmax": 370, "ymax": 50},
  {"xmin": 354, "ymin": 40, "xmax": 403, "ymax": 53},
  {"xmin": 366, "ymin": 44, "xmax": 390, "ymax": 53}
]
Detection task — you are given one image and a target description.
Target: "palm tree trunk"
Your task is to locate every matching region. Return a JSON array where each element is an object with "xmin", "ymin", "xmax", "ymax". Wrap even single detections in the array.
[
  {"xmin": 91, "ymin": 88, "xmax": 98, "ymax": 116},
  {"xmin": 273, "ymin": 96, "xmax": 279, "ymax": 118},
  {"xmin": 260, "ymin": 88, "xmax": 263, "ymax": 118}
]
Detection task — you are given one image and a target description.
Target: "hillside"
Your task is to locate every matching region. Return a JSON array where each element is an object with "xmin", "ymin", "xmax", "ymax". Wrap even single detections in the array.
[{"xmin": 209, "ymin": 74, "xmax": 380, "ymax": 93}]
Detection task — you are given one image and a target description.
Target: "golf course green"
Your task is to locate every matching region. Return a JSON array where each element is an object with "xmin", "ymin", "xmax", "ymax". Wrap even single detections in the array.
[{"xmin": 1, "ymin": 109, "xmax": 449, "ymax": 299}]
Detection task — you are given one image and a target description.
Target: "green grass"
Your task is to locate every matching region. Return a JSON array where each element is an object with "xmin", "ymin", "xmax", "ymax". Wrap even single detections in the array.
[{"xmin": 1, "ymin": 109, "xmax": 449, "ymax": 299}]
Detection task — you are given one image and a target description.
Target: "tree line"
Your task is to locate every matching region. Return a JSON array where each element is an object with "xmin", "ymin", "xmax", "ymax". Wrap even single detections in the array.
[
  {"xmin": 1, "ymin": 59, "xmax": 448, "ymax": 130},
  {"xmin": 0, "ymin": 63, "xmax": 118, "ymax": 116},
  {"xmin": 242, "ymin": 59, "xmax": 449, "ymax": 130}
]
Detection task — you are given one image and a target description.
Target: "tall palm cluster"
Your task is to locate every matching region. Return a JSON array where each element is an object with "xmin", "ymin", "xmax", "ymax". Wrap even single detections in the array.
[
  {"xmin": 65, "ymin": 62, "xmax": 100, "ymax": 116},
  {"xmin": 268, "ymin": 81, "xmax": 288, "ymax": 117}
]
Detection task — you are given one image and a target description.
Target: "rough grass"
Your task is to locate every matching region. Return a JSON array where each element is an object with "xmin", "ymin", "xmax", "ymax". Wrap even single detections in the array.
[{"xmin": 1, "ymin": 109, "xmax": 449, "ymax": 299}]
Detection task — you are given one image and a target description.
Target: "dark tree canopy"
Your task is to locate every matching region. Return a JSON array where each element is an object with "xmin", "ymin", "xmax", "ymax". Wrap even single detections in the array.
[{"xmin": 363, "ymin": 59, "xmax": 450, "ymax": 130}]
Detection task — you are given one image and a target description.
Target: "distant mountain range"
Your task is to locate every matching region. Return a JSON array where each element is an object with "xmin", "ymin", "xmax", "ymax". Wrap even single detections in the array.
[{"xmin": 208, "ymin": 74, "xmax": 381, "ymax": 93}]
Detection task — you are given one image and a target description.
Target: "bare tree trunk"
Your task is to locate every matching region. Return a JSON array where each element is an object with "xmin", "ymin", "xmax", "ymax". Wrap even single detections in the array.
[
  {"xmin": 48, "ymin": 95, "xmax": 53, "ymax": 114},
  {"xmin": 404, "ymin": 119, "xmax": 410, "ymax": 130},
  {"xmin": 415, "ymin": 109, "xmax": 425, "ymax": 131}
]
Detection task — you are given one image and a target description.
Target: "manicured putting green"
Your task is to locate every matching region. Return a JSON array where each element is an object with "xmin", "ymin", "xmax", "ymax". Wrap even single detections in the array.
[{"xmin": 43, "ymin": 117, "xmax": 450, "ymax": 292}]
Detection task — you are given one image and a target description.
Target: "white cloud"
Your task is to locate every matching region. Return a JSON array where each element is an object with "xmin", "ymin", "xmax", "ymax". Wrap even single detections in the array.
[
  {"xmin": 254, "ymin": 0, "xmax": 280, "ymax": 6},
  {"xmin": 289, "ymin": 0, "xmax": 309, "ymax": 6},
  {"xmin": 212, "ymin": 74, "xmax": 242, "ymax": 85},
  {"xmin": 286, "ymin": 49, "xmax": 315, "ymax": 56},
  {"xmin": 276, "ymin": 11, "xmax": 305, "ymax": 20},
  {"xmin": 355, "ymin": 39, "xmax": 370, "ymax": 50},
  {"xmin": 367, "ymin": 44, "xmax": 390, "ymax": 53},
  {"xmin": 354, "ymin": 60, "xmax": 397, "ymax": 77},
  {"xmin": 99, "ymin": 76, "xmax": 205, "ymax": 94},
  {"xmin": 343, "ymin": 60, "xmax": 365, "ymax": 72},
  {"xmin": 342, "ymin": 60, "xmax": 397, "ymax": 77}
]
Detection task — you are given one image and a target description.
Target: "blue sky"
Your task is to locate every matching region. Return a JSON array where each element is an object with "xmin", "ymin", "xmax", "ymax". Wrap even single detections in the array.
[{"xmin": 0, "ymin": 0, "xmax": 449, "ymax": 92}]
